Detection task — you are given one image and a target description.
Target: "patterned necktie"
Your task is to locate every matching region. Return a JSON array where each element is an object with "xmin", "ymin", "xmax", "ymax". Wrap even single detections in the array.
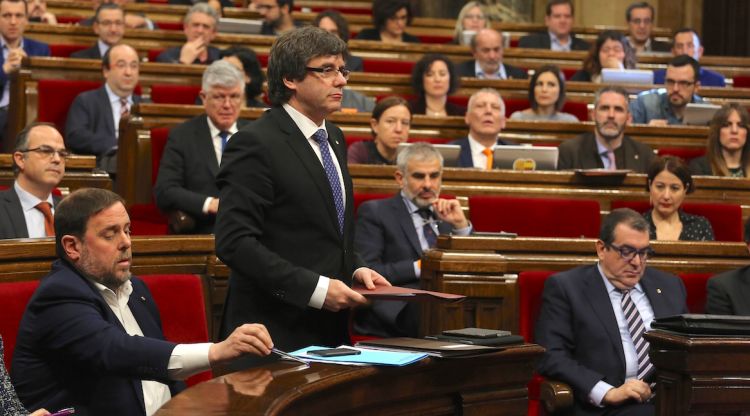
[
  {"xmin": 482, "ymin": 147, "xmax": 494, "ymax": 170},
  {"xmin": 311, "ymin": 129, "xmax": 344, "ymax": 235},
  {"xmin": 416, "ymin": 208, "xmax": 438, "ymax": 248},
  {"xmin": 620, "ymin": 289, "xmax": 654, "ymax": 382},
  {"xmin": 35, "ymin": 202, "xmax": 54, "ymax": 237},
  {"xmin": 120, "ymin": 98, "xmax": 130, "ymax": 118},
  {"xmin": 605, "ymin": 150, "xmax": 616, "ymax": 170},
  {"xmin": 219, "ymin": 131, "xmax": 230, "ymax": 154}
]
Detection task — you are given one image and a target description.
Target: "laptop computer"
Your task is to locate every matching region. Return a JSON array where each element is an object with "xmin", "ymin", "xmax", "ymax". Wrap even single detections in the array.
[
  {"xmin": 493, "ymin": 145, "xmax": 558, "ymax": 171},
  {"xmin": 683, "ymin": 103, "xmax": 722, "ymax": 126},
  {"xmin": 217, "ymin": 18, "xmax": 263, "ymax": 35},
  {"xmin": 396, "ymin": 143, "xmax": 461, "ymax": 167},
  {"xmin": 601, "ymin": 68, "xmax": 655, "ymax": 85}
]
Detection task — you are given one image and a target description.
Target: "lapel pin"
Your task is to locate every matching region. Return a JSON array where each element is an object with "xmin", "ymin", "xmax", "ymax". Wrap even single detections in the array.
[
  {"xmin": 140, "ymin": 296, "xmax": 146, "ymax": 301},
  {"xmin": 656, "ymin": 288, "xmax": 662, "ymax": 294},
  {"xmin": 635, "ymin": 155, "xmax": 639, "ymax": 160}
]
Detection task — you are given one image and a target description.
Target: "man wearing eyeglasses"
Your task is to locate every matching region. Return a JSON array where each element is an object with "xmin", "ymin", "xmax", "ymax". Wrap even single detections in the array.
[
  {"xmin": 257, "ymin": 0, "xmax": 300, "ymax": 36},
  {"xmin": 214, "ymin": 26, "xmax": 390, "ymax": 358},
  {"xmin": 66, "ymin": 44, "xmax": 143, "ymax": 175},
  {"xmin": 353, "ymin": 142, "xmax": 471, "ymax": 338},
  {"xmin": 536, "ymin": 208, "xmax": 687, "ymax": 415},
  {"xmin": 630, "ymin": 55, "xmax": 705, "ymax": 126},
  {"xmin": 0, "ymin": 122, "xmax": 65, "ymax": 239},
  {"xmin": 71, "ymin": 3, "xmax": 124, "ymax": 60},
  {"xmin": 624, "ymin": 2, "xmax": 670, "ymax": 54},
  {"xmin": 154, "ymin": 60, "xmax": 249, "ymax": 234}
]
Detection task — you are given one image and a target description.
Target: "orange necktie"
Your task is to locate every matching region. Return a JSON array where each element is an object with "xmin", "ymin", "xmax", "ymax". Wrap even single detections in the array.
[
  {"xmin": 482, "ymin": 148, "xmax": 494, "ymax": 170},
  {"xmin": 35, "ymin": 202, "xmax": 54, "ymax": 237}
]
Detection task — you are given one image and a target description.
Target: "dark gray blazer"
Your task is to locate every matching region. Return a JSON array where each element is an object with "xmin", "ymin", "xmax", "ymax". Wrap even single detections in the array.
[
  {"xmin": 70, "ymin": 44, "xmax": 102, "ymax": 59},
  {"xmin": 456, "ymin": 60, "xmax": 528, "ymax": 79},
  {"xmin": 518, "ymin": 32, "xmax": 590, "ymax": 51},
  {"xmin": 706, "ymin": 267, "xmax": 750, "ymax": 316},
  {"xmin": 557, "ymin": 132, "xmax": 655, "ymax": 173},
  {"xmin": 0, "ymin": 188, "xmax": 60, "ymax": 239}
]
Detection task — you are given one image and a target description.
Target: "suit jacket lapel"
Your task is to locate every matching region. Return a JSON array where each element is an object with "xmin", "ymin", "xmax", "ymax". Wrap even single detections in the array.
[
  {"xmin": 196, "ymin": 115, "xmax": 220, "ymax": 175},
  {"xmin": 458, "ymin": 138, "xmax": 473, "ymax": 168},
  {"xmin": 640, "ymin": 270, "xmax": 671, "ymax": 318},
  {"xmin": 584, "ymin": 265, "xmax": 627, "ymax": 368},
  {"xmin": 389, "ymin": 195, "xmax": 422, "ymax": 255},
  {"xmin": 273, "ymin": 109, "xmax": 341, "ymax": 236},
  {"xmin": 98, "ymin": 87, "xmax": 116, "ymax": 140},
  {"xmin": 2, "ymin": 190, "xmax": 29, "ymax": 238}
]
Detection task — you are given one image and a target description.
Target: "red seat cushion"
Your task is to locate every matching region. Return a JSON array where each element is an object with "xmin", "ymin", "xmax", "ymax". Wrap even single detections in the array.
[
  {"xmin": 148, "ymin": 49, "xmax": 164, "ymax": 62},
  {"xmin": 150, "ymin": 84, "xmax": 201, "ymax": 105},
  {"xmin": 678, "ymin": 273, "xmax": 713, "ymax": 313},
  {"xmin": 505, "ymin": 97, "xmax": 531, "ymax": 117},
  {"xmin": 153, "ymin": 21, "xmax": 182, "ymax": 31},
  {"xmin": 50, "ymin": 44, "xmax": 89, "ymax": 58},
  {"xmin": 129, "ymin": 203, "xmax": 168, "ymax": 235},
  {"xmin": 562, "ymin": 101, "xmax": 589, "ymax": 121},
  {"xmin": 140, "ymin": 274, "xmax": 210, "ymax": 386},
  {"xmin": 469, "ymin": 196, "xmax": 601, "ymax": 238},
  {"xmin": 518, "ymin": 271, "xmax": 556, "ymax": 343},
  {"xmin": 611, "ymin": 200, "xmax": 743, "ymax": 242},
  {"xmin": 37, "ymin": 79, "xmax": 102, "ymax": 134},
  {"xmin": 656, "ymin": 147, "xmax": 706, "ymax": 162},
  {"xmin": 0, "ymin": 281, "xmax": 40, "ymax": 371},
  {"xmin": 733, "ymin": 76, "xmax": 750, "ymax": 88}
]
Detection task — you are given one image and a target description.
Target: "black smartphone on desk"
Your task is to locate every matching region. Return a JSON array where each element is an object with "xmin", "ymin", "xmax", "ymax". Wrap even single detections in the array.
[{"xmin": 308, "ymin": 348, "xmax": 362, "ymax": 357}]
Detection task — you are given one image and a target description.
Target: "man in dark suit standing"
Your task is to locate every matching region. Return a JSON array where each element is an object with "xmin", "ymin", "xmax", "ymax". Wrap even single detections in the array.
[
  {"xmin": 558, "ymin": 86, "xmax": 655, "ymax": 172},
  {"xmin": 536, "ymin": 208, "xmax": 688, "ymax": 415},
  {"xmin": 518, "ymin": 0, "xmax": 589, "ymax": 51},
  {"xmin": 12, "ymin": 188, "xmax": 274, "ymax": 415},
  {"xmin": 154, "ymin": 60, "xmax": 249, "ymax": 234},
  {"xmin": 155, "ymin": 3, "xmax": 220, "ymax": 65},
  {"xmin": 70, "ymin": 3, "xmax": 125, "ymax": 60},
  {"xmin": 457, "ymin": 28, "xmax": 527, "ymax": 80},
  {"xmin": 450, "ymin": 88, "xmax": 513, "ymax": 169},
  {"xmin": 215, "ymin": 26, "xmax": 390, "ymax": 354},
  {"xmin": 66, "ymin": 43, "xmax": 142, "ymax": 174},
  {"xmin": 354, "ymin": 143, "xmax": 471, "ymax": 337},
  {"xmin": 0, "ymin": 0, "xmax": 50, "ymax": 141},
  {"xmin": 706, "ymin": 218, "xmax": 750, "ymax": 315},
  {"xmin": 0, "ymin": 123, "xmax": 65, "ymax": 239}
]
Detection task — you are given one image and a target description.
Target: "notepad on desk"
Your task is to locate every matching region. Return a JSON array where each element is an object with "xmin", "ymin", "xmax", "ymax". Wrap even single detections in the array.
[{"xmin": 289, "ymin": 345, "xmax": 428, "ymax": 366}]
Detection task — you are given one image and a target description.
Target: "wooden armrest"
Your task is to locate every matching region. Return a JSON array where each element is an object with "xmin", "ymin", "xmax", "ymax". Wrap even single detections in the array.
[
  {"xmin": 540, "ymin": 379, "xmax": 574, "ymax": 414},
  {"xmin": 168, "ymin": 210, "xmax": 196, "ymax": 234}
]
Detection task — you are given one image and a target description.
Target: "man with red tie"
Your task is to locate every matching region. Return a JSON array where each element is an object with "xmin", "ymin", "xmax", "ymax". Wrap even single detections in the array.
[{"xmin": 0, "ymin": 122, "xmax": 65, "ymax": 239}]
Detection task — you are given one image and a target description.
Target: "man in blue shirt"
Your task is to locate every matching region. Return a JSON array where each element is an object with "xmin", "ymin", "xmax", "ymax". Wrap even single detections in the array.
[
  {"xmin": 653, "ymin": 28, "xmax": 726, "ymax": 88},
  {"xmin": 630, "ymin": 55, "xmax": 704, "ymax": 126}
]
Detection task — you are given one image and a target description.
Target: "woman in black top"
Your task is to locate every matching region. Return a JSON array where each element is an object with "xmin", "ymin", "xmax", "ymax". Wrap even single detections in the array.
[
  {"xmin": 643, "ymin": 156, "xmax": 714, "ymax": 241},
  {"xmin": 571, "ymin": 30, "xmax": 637, "ymax": 83},
  {"xmin": 689, "ymin": 102, "xmax": 750, "ymax": 178},
  {"xmin": 219, "ymin": 46, "xmax": 266, "ymax": 108},
  {"xmin": 409, "ymin": 54, "xmax": 464, "ymax": 117},
  {"xmin": 355, "ymin": 0, "xmax": 420, "ymax": 43},
  {"xmin": 347, "ymin": 96, "xmax": 412, "ymax": 165}
]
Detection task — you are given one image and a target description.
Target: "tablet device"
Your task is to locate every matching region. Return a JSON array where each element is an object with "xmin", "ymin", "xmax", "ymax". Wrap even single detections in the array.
[
  {"xmin": 217, "ymin": 18, "xmax": 263, "ymax": 35},
  {"xmin": 601, "ymin": 68, "xmax": 655, "ymax": 85},
  {"xmin": 493, "ymin": 145, "xmax": 558, "ymax": 170},
  {"xmin": 397, "ymin": 143, "xmax": 461, "ymax": 167},
  {"xmin": 442, "ymin": 328, "xmax": 511, "ymax": 339},
  {"xmin": 683, "ymin": 103, "xmax": 721, "ymax": 126}
]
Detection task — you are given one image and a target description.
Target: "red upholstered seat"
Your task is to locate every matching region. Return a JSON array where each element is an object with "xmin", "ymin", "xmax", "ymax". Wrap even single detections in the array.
[
  {"xmin": 562, "ymin": 101, "xmax": 589, "ymax": 121},
  {"xmin": 468, "ymin": 196, "xmax": 601, "ymax": 238},
  {"xmin": 150, "ymin": 84, "xmax": 201, "ymax": 105},
  {"xmin": 678, "ymin": 273, "xmax": 713, "ymax": 313},
  {"xmin": 0, "ymin": 280, "xmax": 40, "ymax": 371},
  {"xmin": 50, "ymin": 44, "xmax": 89, "ymax": 58},
  {"xmin": 147, "ymin": 49, "xmax": 163, "ymax": 62},
  {"xmin": 141, "ymin": 274, "xmax": 211, "ymax": 386},
  {"xmin": 153, "ymin": 21, "xmax": 182, "ymax": 31},
  {"xmin": 561, "ymin": 67, "xmax": 578, "ymax": 80},
  {"xmin": 656, "ymin": 147, "xmax": 706, "ymax": 162},
  {"xmin": 128, "ymin": 127, "xmax": 171, "ymax": 235},
  {"xmin": 733, "ymin": 76, "xmax": 750, "ymax": 88},
  {"xmin": 56, "ymin": 16, "xmax": 82, "ymax": 24},
  {"xmin": 345, "ymin": 135, "xmax": 370, "ymax": 148},
  {"xmin": 37, "ymin": 79, "xmax": 102, "ymax": 134},
  {"xmin": 353, "ymin": 192, "xmax": 391, "ymax": 215},
  {"xmin": 610, "ymin": 200, "xmax": 743, "ymax": 242},
  {"xmin": 505, "ymin": 98, "xmax": 531, "ymax": 117}
]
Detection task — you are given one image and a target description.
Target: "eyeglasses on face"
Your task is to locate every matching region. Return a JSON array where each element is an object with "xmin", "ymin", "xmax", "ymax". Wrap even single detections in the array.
[
  {"xmin": 20, "ymin": 145, "xmax": 70, "ymax": 159},
  {"xmin": 305, "ymin": 65, "xmax": 351, "ymax": 80},
  {"xmin": 606, "ymin": 243, "xmax": 654, "ymax": 261},
  {"xmin": 665, "ymin": 79, "xmax": 695, "ymax": 88}
]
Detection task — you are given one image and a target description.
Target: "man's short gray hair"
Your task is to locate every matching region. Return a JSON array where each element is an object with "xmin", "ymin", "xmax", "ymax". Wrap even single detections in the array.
[
  {"xmin": 185, "ymin": 2, "xmax": 218, "ymax": 26},
  {"xmin": 202, "ymin": 60, "xmax": 245, "ymax": 92},
  {"xmin": 396, "ymin": 142, "xmax": 444, "ymax": 173},
  {"xmin": 468, "ymin": 87, "xmax": 505, "ymax": 114}
]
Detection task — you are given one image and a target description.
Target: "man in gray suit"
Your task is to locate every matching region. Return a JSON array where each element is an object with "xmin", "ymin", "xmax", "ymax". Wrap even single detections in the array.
[
  {"xmin": 71, "ymin": 4, "xmax": 125, "ymax": 60},
  {"xmin": 0, "ymin": 123, "xmax": 65, "ymax": 239},
  {"xmin": 557, "ymin": 85, "xmax": 654, "ymax": 173}
]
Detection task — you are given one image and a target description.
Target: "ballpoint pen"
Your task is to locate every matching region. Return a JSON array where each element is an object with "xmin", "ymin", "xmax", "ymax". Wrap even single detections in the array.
[{"xmin": 272, "ymin": 348, "xmax": 310, "ymax": 367}]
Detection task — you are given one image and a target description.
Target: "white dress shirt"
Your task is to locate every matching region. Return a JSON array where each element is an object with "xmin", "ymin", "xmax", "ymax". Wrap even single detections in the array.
[
  {"xmin": 467, "ymin": 134, "xmax": 497, "ymax": 169},
  {"xmin": 474, "ymin": 61, "xmax": 507, "ymax": 80},
  {"xmin": 97, "ymin": 39, "xmax": 111, "ymax": 57},
  {"xmin": 90, "ymin": 278, "xmax": 212, "ymax": 416},
  {"xmin": 588, "ymin": 263, "xmax": 656, "ymax": 407},
  {"xmin": 105, "ymin": 83, "xmax": 133, "ymax": 138},
  {"xmin": 14, "ymin": 181, "xmax": 54, "ymax": 238}
]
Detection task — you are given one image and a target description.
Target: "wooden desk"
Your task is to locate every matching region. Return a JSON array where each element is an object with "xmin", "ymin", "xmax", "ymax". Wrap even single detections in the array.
[
  {"xmin": 0, "ymin": 154, "xmax": 111, "ymax": 192},
  {"xmin": 646, "ymin": 330, "xmax": 750, "ymax": 415},
  {"xmin": 156, "ymin": 344, "xmax": 544, "ymax": 416}
]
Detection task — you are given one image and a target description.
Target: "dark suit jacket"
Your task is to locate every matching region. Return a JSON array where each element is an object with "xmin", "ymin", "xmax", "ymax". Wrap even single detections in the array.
[
  {"xmin": 353, "ymin": 194, "xmax": 454, "ymax": 337},
  {"xmin": 65, "ymin": 85, "xmax": 143, "ymax": 158},
  {"xmin": 557, "ymin": 132, "xmax": 655, "ymax": 173},
  {"xmin": 518, "ymin": 32, "xmax": 590, "ymax": 51},
  {"xmin": 215, "ymin": 106, "xmax": 366, "ymax": 351},
  {"xmin": 456, "ymin": 60, "xmax": 528, "ymax": 79},
  {"xmin": 155, "ymin": 45, "xmax": 220, "ymax": 64},
  {"xmin": 0, "ymin": 37, "xmax": 50, "ymax": 98},
  {"xmin": 409, "ymin": 98, "xmax": 465, "ymax": 116},
  {"xmin": 354, "ymin": 27, "xmax": 421, "ymax": 43},
  {"xmin": 70, "ymin": 44, "xmax": 102, "ymax": 59},
  {"xmin": 450, "ymin": 136, "xmax": 515, "ymax": 168},
  {"xmin": 347, "ymin": 54, "xmax": 364, "ymax": 72},
  {"xmin": 153, "ymin": 114, "xmax": 249, "ymax": 234},
  {"xmin": 706, "ymin": 267, "xmax": 750, "ymax": 315},
  {"xmin": 688, "ymin": 156, "xmax": 712, "ymax": 176},
  {"xmin": 0, "ymin": 188, "xmax": 60, "ymax": 239},
  {"xmin": 11, "ymin": 260, "xmax": 182, "ymax": 415},
  {"xmin": 535, "ymin": 264, "xmax": 687, "ymax": 413}
]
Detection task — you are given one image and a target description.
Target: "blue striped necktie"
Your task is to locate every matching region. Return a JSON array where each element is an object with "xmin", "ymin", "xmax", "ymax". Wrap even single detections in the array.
[{"xmin": 311, "ymin": 129, "xmax": 344, "ymax": 235}]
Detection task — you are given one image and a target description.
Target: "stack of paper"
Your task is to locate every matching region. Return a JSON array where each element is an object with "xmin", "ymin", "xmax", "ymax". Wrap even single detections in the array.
[{"xmin": 288, "ymin": 345, "xmax": 428, "ymax": 366}]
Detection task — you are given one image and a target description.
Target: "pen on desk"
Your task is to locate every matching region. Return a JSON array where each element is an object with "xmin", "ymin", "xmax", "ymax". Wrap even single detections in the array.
[
  {"xmin": 272, "ymin": 348, "xmax": 310, "ymax": 367},
  {"xmin": 50, "ymin": 408, "xmax": 75, "ymax": 416}
]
